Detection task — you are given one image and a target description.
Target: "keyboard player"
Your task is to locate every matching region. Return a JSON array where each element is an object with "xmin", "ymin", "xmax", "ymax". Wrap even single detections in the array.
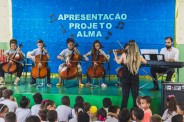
[{"xmin": 149, "ymin": 37, "xmax": 179, "ymax": 91}]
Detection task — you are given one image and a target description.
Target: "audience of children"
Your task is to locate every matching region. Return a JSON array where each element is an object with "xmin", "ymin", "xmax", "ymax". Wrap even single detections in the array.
[{"xmin": 1, "ymin": 86, "xmax": 184, "ymax": 122}]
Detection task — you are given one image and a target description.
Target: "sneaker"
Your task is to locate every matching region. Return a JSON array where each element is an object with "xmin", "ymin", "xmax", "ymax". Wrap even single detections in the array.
[
  {"xmin": 14, "ymin": 82, "xmax": 18, "ymax": 86},
  {"xmin": 86, "ymin": 82, "xmax": 91, "ymax": 87},
  {"xmin": 0, "ymin": 77, "xmax": 5, "ymax": 85},
  {"xmin": 148, "ymin": 87, "xmax": 159, "ymax": 91},
  {"xmin": 47, "ymin": 84, "xmax": 52, "ymax": 87},
  {"xmin": 101, "ymin": 83, "xmax": 107, "ymax": 88},
  {"xmin": 14, "ymin": 77, "xmax": 20, "ymax": 86},
  {"xmin": 56, "ymin": 82, "xmax": 63, "ymax": 86},
  {"xmin": 79, "ymin": 83, "xmax": 84, "ymax": 87}
]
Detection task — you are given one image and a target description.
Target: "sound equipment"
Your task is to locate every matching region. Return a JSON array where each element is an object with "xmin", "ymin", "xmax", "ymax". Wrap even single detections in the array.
[{"xmin": 161, "ymin": 82, "xmax": 184, "ymax": 114}]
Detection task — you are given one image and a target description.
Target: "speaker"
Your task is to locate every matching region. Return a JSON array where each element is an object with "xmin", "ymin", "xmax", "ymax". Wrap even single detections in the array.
[{"xmin": 161, "ymin": 83, "xmax": 184, "ymax": 114}]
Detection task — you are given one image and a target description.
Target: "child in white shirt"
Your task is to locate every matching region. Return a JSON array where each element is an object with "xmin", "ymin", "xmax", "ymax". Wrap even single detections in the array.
[{"xmin": 16, "ymin": 96, "xmax": 31, "ymax": 122}]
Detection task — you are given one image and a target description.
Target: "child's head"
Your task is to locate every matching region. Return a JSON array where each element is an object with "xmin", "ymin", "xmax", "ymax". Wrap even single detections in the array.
[
  {"xmin": 132, "ymin": 107, "xmax": 144, "ymax": 121},
  {"xmin": 26, "ymin": 115, "xmax": 41, "ymax": 122},
  {"xmin": 118, "ymin": 108, "xmax": 131, "ymax": 122},
  {"xmin": 0, "ymin": 87, "xmax": 7, "ymax": 98},
  {"xmin": 33, "ymin": 93, "xmax": 42, "ymax": 104},
  {"xmin": 47, "ymin": 110, "xmax": 57, "ymax": 122},
  {"xmin": 62, "ymin": 96, "xmax": 70, "ymax": 106},
  {"xmin": 136, "ymin": 96, "xmax": 142, "ymax": 108},
  {"xmin": 78, "ymin": 111, "xmax": 90, "ymax": 122},
  {"xmin": 177, "ymin": 102, "xmax": 184, "ymax": 115},
  {"xmin": 103, "ymin": 98, "xmax": 112, "ymax": 108},
  {"xmin": 40, "ymin": 100, "xmax": 56, "ymax": 110},
  {"xmin": 89, "ymin": 106, "xmax": 97, "ymax": 118},
  {"xmin": 150, "ymin": 114, "xmax": 162, "ymax": 122},
  {"xmin": 37, "ymin": 39, "xmax": 44, "ymax": 49},
  {"xmin": 96, "ymin": 108, "xmax": 107, "ymax": 121},
  {"xmin": 0, "ymin": 104, "xmax": 9, "ymax": 118},
  {"xmin": 140, "ymin": 96, "xmax": 152, "ymax": 109},
  {"xmin": 38, "ymin": 109, "xmax": 48, "ymax": 121},
  {"xmin": 3, "ymin": 89, "xmax": 13, "ymax": 99},
  {"xmin": 75, "ymin": 96, "xmax": 84, "ymax": 104},
  {"xmin": 74, "ymin": 102, "xmax": 84, "ymax": 116},
  {"xmin": 171, "ymin": 114, "xmax": 183, "ymax": 122},
  {"xmin": 166, "ymin": 95, "xmax": 177, "ymax": 113},
  {"xmin": 83, "ymin": 102, "xmax": 91, "ymax": 113},
  {"xmin": 108, "ymin": 106, "xmax": 120, "ymax": 116},
  {"xmin": 5, "ymin": 112, "xmax": 17, "ymax": 122},
  {"xmin": 20, "ymin": 96, "xmax": 30, "ymax": 108}
]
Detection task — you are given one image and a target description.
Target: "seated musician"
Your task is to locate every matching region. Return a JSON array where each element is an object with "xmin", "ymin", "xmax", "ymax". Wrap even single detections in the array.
[
  {"xmin": 28, "ymin": 39, "xmax": 51, "ymax": 87},
  {"xmin": 83, "ymin": 40, "xmax": 110, "ymax": 88},
  {"xmin": 0, "ymin": 39, "xmax": 24, "ymax": 85},
  {"xmin": 149, "ymin": 37, "xmax": 179, "ymax": 91},
  {"xmin": 56, "ymin": 38, "xmax": 84, "ymax": 87}
]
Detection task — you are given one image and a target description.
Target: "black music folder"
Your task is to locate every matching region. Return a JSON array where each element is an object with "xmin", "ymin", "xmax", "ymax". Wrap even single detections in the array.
[{"xmin": 142, "ymin": 54, "xmax": 165, "ymax": 61}]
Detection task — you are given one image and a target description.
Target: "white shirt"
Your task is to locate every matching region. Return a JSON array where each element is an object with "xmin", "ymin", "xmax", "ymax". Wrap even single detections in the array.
[
  {"xmin": 106, "ymin": 116, "xmax": 118, "ymax": 122},
  {"xmin": 0, "ymin": 99, "xmax": 18, "ymax": 112},
  {"xmin": 0, "ymin": 118, "xmax": 5, "ymax": 122},
  {"xmin": 56, "ymin": 105, "xmax": 72, "ymax": 122},
  {"xmin": 162, "ymin": 109, "xmax": 177, "ymax": 122},
  {"xmin": 16, "ymin": 108, "xmax": 31, "ymax": 122},
  {"xmin": 69, "ymin": 117, "xmax": 77, "ymax": 122},
  {"xmin": 160, "ymin": 47, "xmax": 179, "ymax": 61},
  {"xmin": 31, "ymin": 104, "xmax": 41, "ymax": 116},
  {"xmin": 72, "ymin": 108, "xmax": 77, "ymax": 118}
]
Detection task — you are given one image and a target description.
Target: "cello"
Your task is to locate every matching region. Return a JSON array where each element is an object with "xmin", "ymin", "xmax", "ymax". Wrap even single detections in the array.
[
  {"xmin": 31, "ymin": 50, "xmax": 48, "ymax": 79},
  {"xmin": 2, "ymin": 44, "xmax": 23, "ymax": 74},
  {"xmin": 87, "ymin": 50, "xmax": 107, "ymax": 78},
  {"xmin": 59, "ymin": 44, "xmax": 82, "ymax": 80}
]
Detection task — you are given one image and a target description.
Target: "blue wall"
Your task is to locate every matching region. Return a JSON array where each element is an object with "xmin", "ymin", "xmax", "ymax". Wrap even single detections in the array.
[{"xmin": 12, "ymin": 0, "xmax": 175, "ymax": 74}]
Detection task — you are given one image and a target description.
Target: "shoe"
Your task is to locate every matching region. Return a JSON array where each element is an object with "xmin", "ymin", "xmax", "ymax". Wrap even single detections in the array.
[
  {"xmin": 79, "ymin": 83, "xmax": 84, "ymax": 87},
  {"xmin": 86, "ymin": 82, "xmax": 91, "ymax": 87},
  {"xmin": 0, "ymin": 77, "xmax": 5, "ymax": 85},
  {"xmin": 56, "ymin": 82, "xmax": 63, "ymax": 86},
  {"xmin": 148, "ymin": 87, "xmax": 159, "ymax": 91},
  {"xmin": 47, "ymin": 84, "xmax": 52, "ymax": 87},
  {"xmin": 14, "ymin": 82, "xmax": 18, "ymax": 86},
  {"xmin": 101, "ymin": 83, "xmax": 107, "ymax": 88},
  {"xmin": 14, "ymin": 77, "xmax": 20, "ymax": 86}
]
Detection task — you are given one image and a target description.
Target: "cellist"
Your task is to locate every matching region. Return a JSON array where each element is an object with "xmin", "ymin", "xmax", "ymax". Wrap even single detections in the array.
[
  {"xmin": 83, "ymin": 40, "xmax": 110, "ymax": 88},
  {"xmin": 56, "ymin": 38, "xmax": 84, "ymax": 87},
  {"xmin": 28, "ymin": 39, "xmax": 51, "ymax": 87},
  {"xmin": 0, "ymin": 39, "xmax": 24, "ymax": 85}
]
